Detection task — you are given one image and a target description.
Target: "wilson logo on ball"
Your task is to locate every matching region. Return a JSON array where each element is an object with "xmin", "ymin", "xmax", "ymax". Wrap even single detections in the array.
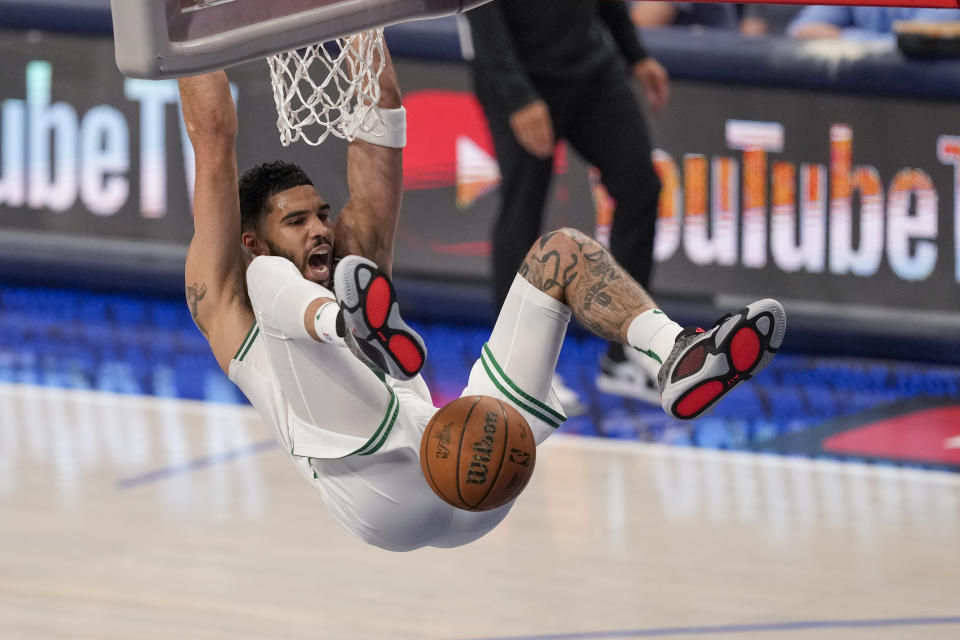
[{"xmin": 465, "ymin": 411, "xmax": 499, "ymax": 485}]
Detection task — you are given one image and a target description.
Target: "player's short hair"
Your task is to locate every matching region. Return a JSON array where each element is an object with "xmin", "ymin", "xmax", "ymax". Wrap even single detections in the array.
[{"xmin": 238, "ymin": 161, "xmax": 315, "ymax": 232}]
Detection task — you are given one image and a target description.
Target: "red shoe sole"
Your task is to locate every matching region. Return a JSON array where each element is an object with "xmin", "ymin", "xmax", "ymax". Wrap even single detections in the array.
[
  {"xmin": 671, "ymin": 324, "xmax": 768, "ymax": 420},
  {"xmin": 361, "ymin": 274, "xmax": 425, "ymax": 377}
]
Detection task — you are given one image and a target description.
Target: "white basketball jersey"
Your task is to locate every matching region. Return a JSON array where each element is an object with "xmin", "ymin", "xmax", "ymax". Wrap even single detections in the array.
[
  {"xmin": 227, "ymin": 323, "xmax": 476, "ymax": 551},
  {"xmin": 229, "ymin": 321, "xmax": 435, "ymax": 454}
]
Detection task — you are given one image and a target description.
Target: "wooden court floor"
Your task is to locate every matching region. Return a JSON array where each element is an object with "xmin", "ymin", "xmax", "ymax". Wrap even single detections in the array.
[{"xmin": 1, "ymin": 383, "xmax": 958, "ymax": 640}]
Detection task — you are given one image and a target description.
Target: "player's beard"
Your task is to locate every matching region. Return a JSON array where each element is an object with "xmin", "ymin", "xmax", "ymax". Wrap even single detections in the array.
[
  {"xmin": 263, "ymin": 237, "xmax": 307, "ymax": 271},
  {"xmin": 264, "ymin": 238, "xmax": 331, "ymax": 287}
]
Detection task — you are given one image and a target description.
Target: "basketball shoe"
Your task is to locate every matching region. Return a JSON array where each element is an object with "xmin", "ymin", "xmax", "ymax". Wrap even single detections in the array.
[
  {"xmin": 334, "ymin": 256, "xmax": 427, "ymax": 381},
  {"xmin": 551, "ymin": 374, "xmax": 587, "ymax": 416},
  {"xmin": 595, "ymin": 345, "xmax": 661, "ymax": 405},
  {"xmin": 658, "ymin": 299, "xmax": 786, "ymax": 420}
]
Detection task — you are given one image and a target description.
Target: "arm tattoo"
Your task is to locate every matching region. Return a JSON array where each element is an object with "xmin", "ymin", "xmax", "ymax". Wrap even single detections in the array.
[{"xmin": 186, "ymin": 282, "xmax": 209, "ymax": 337}]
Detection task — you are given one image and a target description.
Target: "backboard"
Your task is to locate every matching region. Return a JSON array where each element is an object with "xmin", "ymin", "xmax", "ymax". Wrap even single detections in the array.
[{"xmin": 111, "ymin": 0, "xmax": 490, "ymax": 79}]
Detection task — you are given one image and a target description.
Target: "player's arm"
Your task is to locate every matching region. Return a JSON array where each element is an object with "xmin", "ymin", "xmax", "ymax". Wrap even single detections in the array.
[
  {"xmin": 464, "ymin": 2, "xmax": 538, "ymax": 114},
  {"xmin": 333, "ymin": 44, "xmax": 404, "ymax": 276},
  {"xmin": 466, "ymin": 3, "xmax": 555, "ymax": 158},
  {"xmin": 599, "ymin": 1, "xmax": 670, "ymax": 114},
  {"xmin": 179, "ymin": 71, "xmax": 254, "ymax": 373}
]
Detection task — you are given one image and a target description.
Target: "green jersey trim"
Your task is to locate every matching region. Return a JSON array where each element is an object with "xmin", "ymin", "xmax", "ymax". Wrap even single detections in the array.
[
  {"xmin": 234, "ymin": 321, "xmax": 260, "ymax": 362},
  {"xmin": 480, "ymin": 343, "xmax": 564, "ymax": 429},
  {"xmin": 350, "ymin": 387, "xmax": 399, "ymax": 457}
]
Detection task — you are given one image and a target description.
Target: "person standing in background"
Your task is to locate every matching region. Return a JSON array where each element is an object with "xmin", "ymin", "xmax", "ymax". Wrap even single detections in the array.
[{"xmin": 464, "ymin": 0, "xmax": 671, "ymax": 409}]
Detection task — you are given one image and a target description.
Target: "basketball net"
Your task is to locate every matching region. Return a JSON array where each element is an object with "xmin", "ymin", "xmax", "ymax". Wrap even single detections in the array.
[{"xmin": 267, "ymin": 28, "xmax": 386, "ymax": 147}]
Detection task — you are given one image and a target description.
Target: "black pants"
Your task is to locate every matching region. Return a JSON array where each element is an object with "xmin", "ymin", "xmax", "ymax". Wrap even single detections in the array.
[{"xmin": 474, "ymin": 63, "xmax": 662, "ymax": 309}]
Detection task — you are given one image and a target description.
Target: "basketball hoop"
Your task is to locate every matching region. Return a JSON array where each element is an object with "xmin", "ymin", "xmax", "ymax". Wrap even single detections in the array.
[{"xmin": 268, "ymin": 28, "xmax": 387, "ymax": 147}]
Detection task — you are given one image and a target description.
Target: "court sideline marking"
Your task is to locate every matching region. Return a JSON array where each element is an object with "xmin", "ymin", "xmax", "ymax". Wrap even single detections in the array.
[
  {"xmin": 115, "ymin": 439, "xmax": 277, "ymax": 489},
  {"xmin": 462, "ymin": 616, "xmax": 960, "ymax": 640}
]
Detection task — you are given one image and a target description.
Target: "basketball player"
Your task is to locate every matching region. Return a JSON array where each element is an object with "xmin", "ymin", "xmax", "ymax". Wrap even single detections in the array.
[{"xmin": 179, "ymin": 54, "xmax": 786, "ymax": 551}]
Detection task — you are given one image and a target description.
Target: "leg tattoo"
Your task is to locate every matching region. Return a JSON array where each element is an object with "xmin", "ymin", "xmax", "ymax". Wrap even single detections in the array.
[{"xmin": 519, "ymin": 228, "xmax": 657, "ymax": 342}]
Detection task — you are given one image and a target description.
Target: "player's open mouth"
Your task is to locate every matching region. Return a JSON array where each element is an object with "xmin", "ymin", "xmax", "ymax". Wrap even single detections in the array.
[{"xmin": 307, "ymin": 246, "xmax": 331, "ymax": 280}]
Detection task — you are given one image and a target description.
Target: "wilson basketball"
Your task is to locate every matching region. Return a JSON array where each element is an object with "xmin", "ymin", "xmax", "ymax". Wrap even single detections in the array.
[{"xmin": 420, "ymin": 395, "xmax": 536, "ymax": 511}]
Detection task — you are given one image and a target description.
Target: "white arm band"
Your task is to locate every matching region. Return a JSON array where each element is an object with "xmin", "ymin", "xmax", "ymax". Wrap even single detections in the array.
[{"xmin": 353, "ymin": 106, "xmax": 407, "ymax": 148}]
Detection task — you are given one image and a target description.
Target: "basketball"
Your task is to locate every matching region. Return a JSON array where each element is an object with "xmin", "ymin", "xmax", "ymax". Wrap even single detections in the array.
[{"xmin": 420, "ymin": 395, "xmax": 536, "ymax": 511}]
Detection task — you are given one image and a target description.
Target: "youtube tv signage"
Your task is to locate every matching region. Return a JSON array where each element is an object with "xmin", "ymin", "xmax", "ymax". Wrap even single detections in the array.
[
  {"xmin": 0, "ymin": 30, "xmax": 957, "ymax": 318},
  {"xmin": 646, "ymin": 82, "xmax": 960, "ymax": 315}
]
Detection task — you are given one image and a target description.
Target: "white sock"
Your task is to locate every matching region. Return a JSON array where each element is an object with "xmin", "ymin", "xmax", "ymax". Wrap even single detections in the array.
[
  {"xmin": 314, "ymin": 301, "xmax": 346, "ymax": 346},
  {"xmin": 626, "ymin": 309, "xmax": 683, "ymax": 380}
]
